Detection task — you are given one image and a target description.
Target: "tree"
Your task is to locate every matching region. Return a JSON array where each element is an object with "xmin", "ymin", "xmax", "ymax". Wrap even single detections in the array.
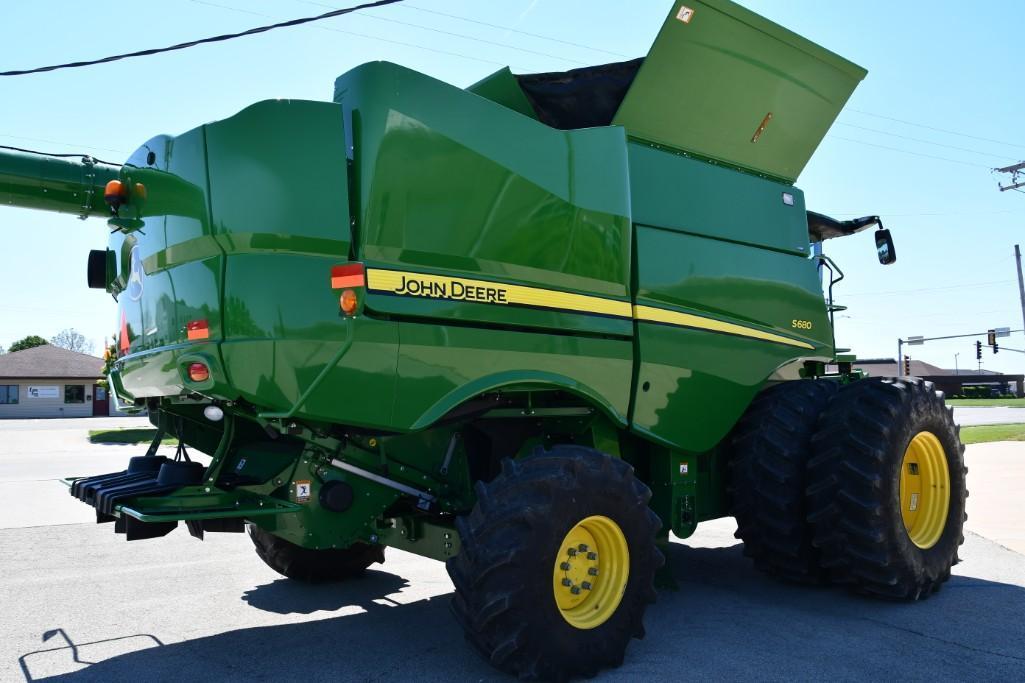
[
  {"xmin": 50, "ymin": 328, "xmax": 94, "ymax": 355},
  {"xmin": 9, "ymin": 335, "xmax": 48, "ymax": 353}
]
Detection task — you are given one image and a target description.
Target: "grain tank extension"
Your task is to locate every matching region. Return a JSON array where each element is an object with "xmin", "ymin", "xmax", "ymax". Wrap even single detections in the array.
[{"xmin": 0, "ymin": 1, "xmax": 966, "ymax": 679}]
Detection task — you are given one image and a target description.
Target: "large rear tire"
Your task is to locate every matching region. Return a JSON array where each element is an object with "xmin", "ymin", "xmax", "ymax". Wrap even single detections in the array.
[
  {"xmin": 728, "ymin": 379, "xmax": 838, "ymax": 583},
  {"xmin": 807, "ymin": 377, "xmax": 967, "ymax": 599},
  {"xmin": 446, "ymin": 445, "xmax": 663, "ymax": 680},
  {"xmin": 248, "ymin": 524, "xmax": 385, "ymax": 582}
]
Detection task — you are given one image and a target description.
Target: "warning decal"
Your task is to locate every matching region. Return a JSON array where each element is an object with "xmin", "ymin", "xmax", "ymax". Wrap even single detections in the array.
[
  {"xmin": 676, "ymin": 5, "xmax": 695, "ymax": 24},
  {"xmin": 295, "ymin": 480, "xmax": 312, "ymax": 503}
]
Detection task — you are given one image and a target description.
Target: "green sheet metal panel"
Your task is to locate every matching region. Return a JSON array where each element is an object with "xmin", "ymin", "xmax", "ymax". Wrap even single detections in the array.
[
  {"xmin": 630, "ymin": 223, "xmax": 832, "ymax": 452},
  {"xmin": 467, "ymin": 67, "xmax": 539, "ymax": 120},
  {"xmin": 613, "ymin": 0, "xmax": 866, "ymax": 182},
  {"xmin": 627, "ymin": 142, "xmax": 810, "ymax": 256},
  {"xmin": 335, "ymin": 61, "xmax": 632, "ymax": 340}
]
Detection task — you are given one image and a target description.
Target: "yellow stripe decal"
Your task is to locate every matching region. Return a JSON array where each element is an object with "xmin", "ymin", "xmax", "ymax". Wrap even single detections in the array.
[
  {"xmin": 366, "ymin": 268, "xmax": 632, "ymax": 318},
  {"xmin": 633, "ymin": 304, "xmax": 815, "ymax": 350},
  {"xmin": 364, "ymin": 268, "xmax": 814, "ymax": 350}
]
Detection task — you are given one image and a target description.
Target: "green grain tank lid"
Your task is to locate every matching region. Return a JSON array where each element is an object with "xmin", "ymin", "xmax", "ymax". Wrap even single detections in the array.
[{"xmin": 612, "ymin": 0, "xmax": 867, "ymax": 183}]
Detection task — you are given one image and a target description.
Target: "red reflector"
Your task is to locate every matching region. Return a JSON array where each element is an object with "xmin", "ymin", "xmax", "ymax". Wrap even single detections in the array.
[
  {"xmin": 187, "ymin": 319, "xmax": 209, "ymax": 341},
  {"xmin": 331, "ymin": 263, "xmax": 365, "ymax": 289},
  {"xmin": 188, "ymin": 363, "xmax": 210, "ymax": 382}
]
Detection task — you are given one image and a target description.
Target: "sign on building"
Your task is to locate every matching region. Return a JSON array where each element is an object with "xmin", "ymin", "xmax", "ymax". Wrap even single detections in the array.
[{"xmin": 27, "ymin": 386, "xmax": 59, "ymax": 399}]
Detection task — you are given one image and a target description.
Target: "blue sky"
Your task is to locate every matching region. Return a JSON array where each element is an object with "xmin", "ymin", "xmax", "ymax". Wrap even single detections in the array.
[{"xmin": 1, "ymin": 0, "xmax": 1023, "ymax": 374}]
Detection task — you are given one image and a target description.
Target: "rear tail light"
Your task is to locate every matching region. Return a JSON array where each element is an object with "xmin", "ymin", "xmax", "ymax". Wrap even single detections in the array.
[
  {"xmin": 188, "ymin": 362, "xmax": 210, "ymax": 382},
  {"xmin": 187, "ymin": 319, "xmax": 210, "ymax": 341},
  {"xmin": 331, "ymin": 263, "xmax": 365, "ymax": 289}
]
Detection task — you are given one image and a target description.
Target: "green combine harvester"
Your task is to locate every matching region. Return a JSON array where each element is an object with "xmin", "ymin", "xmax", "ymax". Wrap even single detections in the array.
[{"xmin": 0, "ymin": 1, "xmax": 966, "ymax": 678}]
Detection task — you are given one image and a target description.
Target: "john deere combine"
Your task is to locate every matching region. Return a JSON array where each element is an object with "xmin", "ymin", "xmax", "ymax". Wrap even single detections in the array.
[{"xmin": 0, "ymin": 1, "xmax": 966, "ymax": 678}]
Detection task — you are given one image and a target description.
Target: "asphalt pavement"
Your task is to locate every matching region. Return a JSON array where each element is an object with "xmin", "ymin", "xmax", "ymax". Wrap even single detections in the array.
[
  {"xmin": 1, "ymin": 416, "xmax": 1023, "ymax": 681},
  {"xmin": 953, "ymin": 406, "xmax": 1025, "ymax": 426}
]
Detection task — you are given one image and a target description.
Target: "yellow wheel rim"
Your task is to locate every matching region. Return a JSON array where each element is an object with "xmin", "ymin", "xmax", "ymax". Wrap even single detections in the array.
[
  {"xmin": 551, "ymin": 515, "xmax": 629, "ymax": 630},
  {"xmin": 899, "ymin": 431, "xmax": 951, "ymax": 549}
]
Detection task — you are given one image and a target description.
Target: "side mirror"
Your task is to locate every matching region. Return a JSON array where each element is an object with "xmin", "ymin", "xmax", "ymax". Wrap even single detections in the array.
[{"xmin": 875, "ymin": 228, "xmax": 896, "ymax": 265}]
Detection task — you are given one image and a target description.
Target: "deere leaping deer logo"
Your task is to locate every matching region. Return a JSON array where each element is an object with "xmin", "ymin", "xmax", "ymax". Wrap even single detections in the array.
[{"xmin": 127, "ymin": 246, "xmax": 144, "ymax": 301}]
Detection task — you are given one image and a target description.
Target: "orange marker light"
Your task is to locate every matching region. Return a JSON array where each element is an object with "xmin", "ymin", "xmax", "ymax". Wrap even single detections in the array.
[
  {"xmin": 104, "ymin": 179, "xmax": 127, "ymax": 213},
  {"xmin": 188, "ymin": 362, "xmax": 210, "ymax": 382},
  {"xmin": 340, "ymin": 289, "xmax": 358, "ymax": 315},
  {"xmin": 331, "ymin": 263, "xmax": 365, "ymax": 289}
]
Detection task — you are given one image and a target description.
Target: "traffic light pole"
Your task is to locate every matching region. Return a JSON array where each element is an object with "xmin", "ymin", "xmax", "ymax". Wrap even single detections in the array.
[{"xmin": 897, "ymin": 329, "xmax": 1025, "ymax": 375}]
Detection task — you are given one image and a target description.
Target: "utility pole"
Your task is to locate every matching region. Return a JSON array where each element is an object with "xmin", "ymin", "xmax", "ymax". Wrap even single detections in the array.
[
  {"xmin": 997, "ymin": 162, "xmax": 1025, "ymax": 192},
  {"xmin": 1016, "ymin": 245, "xmax": 1025, "ymax": 338}
]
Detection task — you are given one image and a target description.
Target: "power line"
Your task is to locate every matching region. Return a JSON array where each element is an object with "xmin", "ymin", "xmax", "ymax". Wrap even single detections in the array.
[
  {"xmin": 848, "ymin": 108, "xmax": 1025, "ymax": 151},
  {"xmin": 827, "ymin": 135, "xmax": 995, "ymax": 169},
  {"xmin": 823, "ymin": 209, "xmax": 1025, "ymax": 217},
  {"xmin": 837, "ymin": 279, "xmax": 1017, "ymax": 298},
  {"xmin": 186, "ymin": 0, "xmax": 507, "ymax": 68},
  {"xmin": 290, "ymin": 0, "xmax": 587, "ymax": 65},
  {"xmin": 0, "ymin": 144, "xmax": 121, "ymax": 166},
  {"xmin": 399, "ymin": 4, "xmax": 631, "ymax": 59},
  {"xmin": 0, "ymin": 0, "xmax": 405, "ymax": 76},
  {"xmin": 834, "ymin": 121, "xmax": 1018, "ymax": 164},
  {"xmin": 0, "ymin": 134, "xmax": 126, "ymax": 155}
]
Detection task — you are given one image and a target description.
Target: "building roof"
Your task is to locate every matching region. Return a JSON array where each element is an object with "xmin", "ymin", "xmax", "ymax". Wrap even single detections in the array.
[
  {"xmin": 0, "ymin": 345, "xmax": 104, "ymax": 379},
  {"xmin": 855, "ymin": 358, "xmax": 950, "ymax": 377},
  {"xmin": 854, "ymin": 358, "xmax": 1013, "ymax": 379}
]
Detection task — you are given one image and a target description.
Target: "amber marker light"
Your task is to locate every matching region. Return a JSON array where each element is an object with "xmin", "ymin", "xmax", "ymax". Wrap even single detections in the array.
[
  {"xmin": 188, "ymin": 362, "xmax": 210, "ymax": 382},
  {"xmin": 104, "ymin": 179, "xmax": 127, "ymax": 213},
  {"xmin": 340, "ymin": 289, "xmax": 359, "ymax": 315}
]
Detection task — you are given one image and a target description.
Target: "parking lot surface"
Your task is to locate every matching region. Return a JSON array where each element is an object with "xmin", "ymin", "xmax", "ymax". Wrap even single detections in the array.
[
  {"xmin": 1, "ymin": 417, "xmax": 1023, "ymax": 681},
  {"xmin": 954, "ymin": 406, "xmax": 1025, "ymax": 426}
]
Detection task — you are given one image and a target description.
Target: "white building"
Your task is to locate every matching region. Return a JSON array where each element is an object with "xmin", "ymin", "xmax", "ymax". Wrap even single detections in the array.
[{"xmin": 0, "ymin": 345, "xmax": 118, "ymax": 418}]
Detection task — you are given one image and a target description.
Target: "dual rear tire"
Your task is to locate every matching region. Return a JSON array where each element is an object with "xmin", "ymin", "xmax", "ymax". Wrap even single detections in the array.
[{"xmin": 729, "ymin": 377, "xmax": 966, "ymax": 600}]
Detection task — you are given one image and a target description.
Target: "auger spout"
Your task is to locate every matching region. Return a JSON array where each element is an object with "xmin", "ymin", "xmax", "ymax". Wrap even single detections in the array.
[{"xmin": 0, "ymin": 148, "xmax": 121, "ymax": 219}]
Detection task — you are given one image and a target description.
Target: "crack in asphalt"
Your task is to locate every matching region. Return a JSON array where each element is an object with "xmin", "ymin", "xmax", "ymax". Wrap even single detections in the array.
[{"xmin": 858, "ymin": 615, "xmax": 1025, "ymax": 663}]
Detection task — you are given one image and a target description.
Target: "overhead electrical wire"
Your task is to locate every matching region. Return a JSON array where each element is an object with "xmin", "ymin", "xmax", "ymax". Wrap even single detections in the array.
[
  {"xmin": 1, "ymin": 1, "xmax": 1017, "ymax": 183},
  {"xmin": 0, "ymin": 0, "xmax": 406, "ymax": 76},
  {"xmin": 836, "ymin": 279, "xmax": 1017, "ymax": 298},
  {"xmin": 0, "ymin": 134, "xmax": 126, "ymax": 156},
  {"xmin": 848, "ymin": 108, "xmax": 1025, "ymax": 151},
  {"xmin": 0, "ymin": 144, "xmax": 121, "ymax": 166},
  {"xmin": 399, "ymin": 4, "xmax": 631, "ymax": 59},
  {"xmin": 827, "ymin": 136, "xmax": 996, "ymax": 169},
  {"xmin": 290, "ymin": 0, "xmax": 587, "ymax": 65},
  {"xmin": 186, "ymin": 0, "xmax": 507, "ymax": 68},
  {"xmin": 834, "ymin": 122, "xmax": 1019, "ymax": 164}
]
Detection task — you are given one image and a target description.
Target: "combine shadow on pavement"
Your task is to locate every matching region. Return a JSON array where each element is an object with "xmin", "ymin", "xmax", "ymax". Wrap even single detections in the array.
[
  {"xmin": 19, "ymin": 629, "xmax": 164, "ymax": 682},
  {"xmin": 31, "ymin": 539, "xmax": 1025, "ymax": 681},
  {"xmin": 241, "ymin": 570, "xmax": 409, "ymax": 614}
]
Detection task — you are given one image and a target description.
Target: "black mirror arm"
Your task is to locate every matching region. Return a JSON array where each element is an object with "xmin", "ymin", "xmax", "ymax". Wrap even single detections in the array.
[{"xmin": 807, "ymin": 211, "xmax": 882, "ymax": 242}]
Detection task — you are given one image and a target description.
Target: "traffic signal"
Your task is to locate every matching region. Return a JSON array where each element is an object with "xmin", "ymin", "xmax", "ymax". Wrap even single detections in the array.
[
  {"xmin": 994, "ymin": 342, "xmax": 999, "ymax": 354},
  {"xmin": 988, "ymin": 329, "xmax": 996, "ymax": 346},
  {"xmin": 903, "ymin": 355, "xmax": 911, "ymax": 375},
  {"xmin": 976, "ymin": 340, "xmax": 983, "ymax": 360}
]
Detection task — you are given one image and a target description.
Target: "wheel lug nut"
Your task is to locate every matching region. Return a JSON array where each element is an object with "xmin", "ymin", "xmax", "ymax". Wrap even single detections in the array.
[
  {"xmin": 581, "ymin": 581, "xmax": 592, "ymax": 590},
  {"xmin": 588, "ymin": 567, "xmax": 598, "ymax": 576},
  {"xmin": 567, "ymin": 548, "xmax": 577, "ymax": 557},
  {"xmin": 560, "ymin": 562, "xmax": 571, "ymax": 571},
  {"xmin": 578, "ymin": 544, "xmax": 588, "ymax": 552},
  {"xmin": 570, "ymin": 586, "xmax": 581, "ymax": 595},
  {"xmin": 587, "ymin": 552, "xmax": 597, "ymax": 560},
  {"xmin": 561, "ymin": 578, "xmax": 572, "ymax": 587}
]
